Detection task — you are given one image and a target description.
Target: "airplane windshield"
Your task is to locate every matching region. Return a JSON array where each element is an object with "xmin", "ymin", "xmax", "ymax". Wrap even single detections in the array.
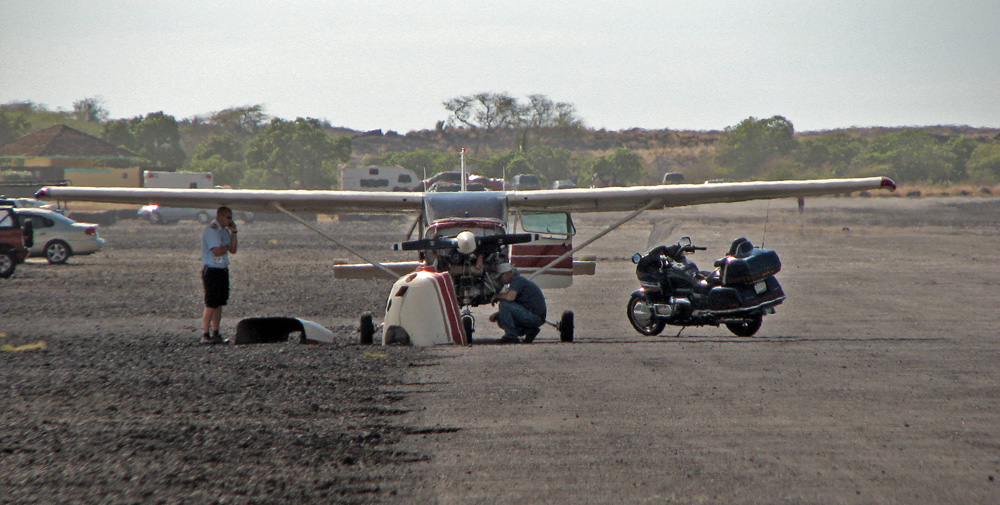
[
  {"xmin": 424, "ymin": 192, "xmax": 506, "ymax": 222},
  {"xmin": 519, "ymin": 211, "xmax": 575, "ymax": 235}
]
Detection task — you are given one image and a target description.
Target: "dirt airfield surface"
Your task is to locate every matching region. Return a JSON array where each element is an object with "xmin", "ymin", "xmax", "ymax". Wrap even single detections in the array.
[{"xmin": 2, "ymin": 195, "xmax": 999, "ymax": 504}]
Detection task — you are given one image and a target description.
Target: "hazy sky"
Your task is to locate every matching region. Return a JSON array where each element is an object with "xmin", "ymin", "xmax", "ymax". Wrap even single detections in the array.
[{"xmin": 2, "ymin": 1, "xmax": 998, "ymax": 133}]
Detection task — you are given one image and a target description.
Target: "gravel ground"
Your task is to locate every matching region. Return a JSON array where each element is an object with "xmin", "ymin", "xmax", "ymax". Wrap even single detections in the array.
[{"xmin": 3, "ymin": 196, "xmax": 1000, "ymax": 504}]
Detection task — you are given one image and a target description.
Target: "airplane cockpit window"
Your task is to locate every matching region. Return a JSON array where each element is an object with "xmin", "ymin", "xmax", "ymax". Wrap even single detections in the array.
[
  {"xmin": 424, "ymin": 192, "xmax": 506, "ymax": 222},
  {"xmin": 519, "ymin": 211, "xmax": 576, "ymax": 236}
]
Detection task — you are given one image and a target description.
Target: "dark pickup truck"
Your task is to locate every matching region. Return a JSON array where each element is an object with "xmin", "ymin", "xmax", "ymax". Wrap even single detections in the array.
[{"xmin": 0, "ymin": 206, "xmax": 34, "ymax": 278}]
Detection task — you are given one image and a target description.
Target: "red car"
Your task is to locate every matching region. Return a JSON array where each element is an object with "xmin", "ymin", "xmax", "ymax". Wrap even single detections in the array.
[{"xmin": 0, "ymin": 206, "xmax": 34, "ymax": 278}]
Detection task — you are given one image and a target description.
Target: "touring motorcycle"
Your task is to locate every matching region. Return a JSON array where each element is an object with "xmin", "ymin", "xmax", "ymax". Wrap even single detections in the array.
[{"xmin": 626, "ymin": 237, "xmax": 785, "ymax": 337}]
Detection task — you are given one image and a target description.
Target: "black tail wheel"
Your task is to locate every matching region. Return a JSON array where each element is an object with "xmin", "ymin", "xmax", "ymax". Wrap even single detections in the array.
[
  {"xmin": 359, "ymin": 313, "xmax": 375, "ymax": 345},
  {"xmin": 627, "ymin": 295, "xmax": 665, "ymax": 336},
  {"xmin": 726, "ymin": 315, "xmax": 763, "ymax": 337},
  {"xmin": 559, "ymin": 310, "xmax": 574, "ymax": 342}
]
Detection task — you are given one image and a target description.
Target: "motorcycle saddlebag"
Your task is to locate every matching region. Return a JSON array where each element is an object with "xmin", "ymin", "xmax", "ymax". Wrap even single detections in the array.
[
  {"xmin": 720, "ymin": 248, "xmax": 781, "ymax": 285},
  {"xmin": 708, "ymin": 276, "xmax": 785, "ymax": 311}
]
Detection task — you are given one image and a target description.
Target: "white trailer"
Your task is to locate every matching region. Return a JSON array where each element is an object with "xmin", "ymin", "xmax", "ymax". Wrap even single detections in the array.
[
  {"xmin": 340, "ymin": 166, "xmax": 417, "ymax": 191},
  {"xmin": 143, "ymin": 170, "xmax": 214, "ymax": 189}
]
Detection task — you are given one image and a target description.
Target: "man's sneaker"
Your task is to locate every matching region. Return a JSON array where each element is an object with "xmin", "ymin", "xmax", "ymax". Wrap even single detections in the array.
[
  {"xmin": 523, "ymin": 326, "xmax": 540, "ymax": 344},
  {"xmin": 202, "ymin": 331, "xmax": 223, "ymax": 345},
  {"xmin": 498, "ymin": 336, "xmax": 520, "ymax": 344}
]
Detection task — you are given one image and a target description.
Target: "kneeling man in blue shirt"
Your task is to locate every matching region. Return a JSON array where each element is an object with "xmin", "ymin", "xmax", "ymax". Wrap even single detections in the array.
[{"xmin": 490, "ymin": 263, "xmax": 546, "ymax": 344}]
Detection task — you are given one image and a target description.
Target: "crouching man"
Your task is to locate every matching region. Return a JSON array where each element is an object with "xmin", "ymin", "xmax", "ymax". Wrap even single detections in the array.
[{"xmin": 489, "ymin": 263, "xmax": 546, "ymax": 344}]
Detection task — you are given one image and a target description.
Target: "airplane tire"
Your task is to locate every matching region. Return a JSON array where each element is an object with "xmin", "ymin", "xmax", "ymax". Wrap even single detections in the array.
[
  {"xmin": 462, "ymin": 315, "xmax": 474, "ymax": 344},
  {"xmin": 559, "ymin": 310, "xmax": 574, "ymax": 342},
  {"xmin": 359, "ymin": 313, "xmax": 375, "ymax": 345}
]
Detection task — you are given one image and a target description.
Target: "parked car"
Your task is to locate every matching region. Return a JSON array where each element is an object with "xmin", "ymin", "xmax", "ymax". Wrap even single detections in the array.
[
  {"xmin": 138, "ymin": 205, "xmax": 254, "ymax": 225},
  {"xmin": 0, "ymin": 206, "xmax": 33, "ymax": 277},
  {"xmin": 413, "ymin": 171, "xmax": 504, "ymax": 191},
  {"xmin": 0, "ymin": 196, "xmax": 64, "ymax": 213},
  {"xmin": 661, "ymin": 172, "xmax": 687, "ymax": 184},
  {"xmin": 552, "ymin": 180, "xmax": 578, "ymax": 189},
  {"xmin": 510, "ymin": 174, "xmax": 542, "ymax": 191},
  {"xmin": 14, "ymin": 208, "xmax": 103, "ymax": 264}
]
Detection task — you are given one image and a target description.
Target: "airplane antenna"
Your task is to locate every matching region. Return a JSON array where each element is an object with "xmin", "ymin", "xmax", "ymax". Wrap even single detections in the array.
[
  {"xmin": 761, "ymin": 200, "xmax": 771, "ymax": 248},
  {"xmin": 460, "ymin": 147, "xmax": 467, "ymax": 192}
]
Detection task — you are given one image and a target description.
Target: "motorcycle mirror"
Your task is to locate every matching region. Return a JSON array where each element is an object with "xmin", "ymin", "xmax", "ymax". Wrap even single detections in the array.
[{"xmin": 631, "ymin": 252, "xmax": 642, "ymax": 264}]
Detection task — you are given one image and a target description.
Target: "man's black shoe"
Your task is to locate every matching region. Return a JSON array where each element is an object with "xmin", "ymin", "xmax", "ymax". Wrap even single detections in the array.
[
  {"xmin": 523, "ymin": 327, "xmax": 540, "ymax": 344},
  {"xmin": 498, "ymin": 336, "xmax": 520, "ymax": 344}
]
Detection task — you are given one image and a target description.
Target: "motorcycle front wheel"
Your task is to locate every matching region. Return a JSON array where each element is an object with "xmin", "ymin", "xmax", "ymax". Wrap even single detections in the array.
[
  {"xmin": 627, "ymin": 295, "xmax": 666, "ymax": 336},
  {"xmin": 725, "ymin": 315, "xmax": 763, "ymax": 337}
]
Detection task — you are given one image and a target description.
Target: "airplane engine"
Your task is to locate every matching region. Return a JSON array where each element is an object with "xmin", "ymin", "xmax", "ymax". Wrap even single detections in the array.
[{"xmin": 382, "ymin": 269, "xmax": 468, "ymax": 346}]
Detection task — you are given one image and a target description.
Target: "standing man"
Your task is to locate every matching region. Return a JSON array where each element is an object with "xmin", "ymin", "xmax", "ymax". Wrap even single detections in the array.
[
  {"xmin": 489, "ymin": 263, "xmax": 546, "ymax": 344},
  {"xmin": 201, "ymin": 206, "xmax": 238, "ymax": 344}
]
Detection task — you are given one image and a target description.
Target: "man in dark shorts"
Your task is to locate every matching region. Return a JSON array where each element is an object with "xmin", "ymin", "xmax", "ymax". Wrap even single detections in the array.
[
  {"xmin": 201, "ymin": 206, "xmax": 238, "ymax": 344},
  {"xmin": 489, "ymin": 263, "xmax": 546, "ymax": 344}
]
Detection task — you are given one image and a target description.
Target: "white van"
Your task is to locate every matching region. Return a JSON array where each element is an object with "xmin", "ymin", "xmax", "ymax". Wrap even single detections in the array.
[{"xmin": 340, "ymin": 166, "xmax": 417, "ymax": 191}]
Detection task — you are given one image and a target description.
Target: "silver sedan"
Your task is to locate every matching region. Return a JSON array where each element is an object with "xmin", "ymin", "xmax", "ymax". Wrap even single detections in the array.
[{"xmin": 14, "ymin": 209, "xmax": 105, "ymax": 264}]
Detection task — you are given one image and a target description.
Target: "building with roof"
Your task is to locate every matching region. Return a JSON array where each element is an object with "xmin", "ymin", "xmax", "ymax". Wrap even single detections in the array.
[{"xmin": 0, "ymin": 124, "xmax": 147, "ymax": 188}]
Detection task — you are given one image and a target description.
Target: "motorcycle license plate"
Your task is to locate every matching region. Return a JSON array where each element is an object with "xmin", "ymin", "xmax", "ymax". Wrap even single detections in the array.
[{"xmin": 753, "ymin": 280, "xmax": 767, "ymax": 294}]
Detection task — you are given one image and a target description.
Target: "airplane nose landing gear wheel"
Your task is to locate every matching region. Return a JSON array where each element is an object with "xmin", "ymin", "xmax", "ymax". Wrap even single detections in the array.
[
  {"xmin": 359, "ymin": 313, "xmax": 375, "ymax": 345},
  {"xmin": 461, "ymin": 314, "xmax": 475, "ymax": 344},
  {"xmin": 558, "ymin": 310, "xmax": 574, "ymax": 342}
]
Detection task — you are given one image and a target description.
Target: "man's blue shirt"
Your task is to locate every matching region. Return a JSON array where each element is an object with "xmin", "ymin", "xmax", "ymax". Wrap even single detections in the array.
[{"xmin": 508, "ymin": 273, "xmax": 546, "ymax": 319}]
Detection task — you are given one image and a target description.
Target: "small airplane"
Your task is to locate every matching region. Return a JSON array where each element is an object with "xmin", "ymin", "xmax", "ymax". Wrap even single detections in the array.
[{"xmin": 36, "ymin": 151, "xmax": 895, "ymax": 346}]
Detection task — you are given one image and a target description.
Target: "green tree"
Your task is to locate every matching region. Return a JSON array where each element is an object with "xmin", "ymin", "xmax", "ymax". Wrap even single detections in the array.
[
  {"xmin": 796, "ymin": 132, "xmax": 867, "ymax": 177},
  {"xmin": 193, "ymin": 134, "xmax": 245, "ymax": 163},
  {"xmin": 946, "ymin": 136, "xmax": 978, "ymax": 181},
  {"xmin": 855, "ymin": 129, "xmax": 954, "ymax": 183},
  {"xmin": 715, "ymin": 116, "xmax": 798, "ymax": 179},
  {"xmin": 967, "ymin": 142, "xmax": 1000, "ymax": 183},
  {"xmin": 588, "ymin": 147, "xmax": 644, "ymax": 185},
  {"xmin": 73, "ymin": 97, "xmax": 109, "ymax": 123},
  {"xmin": 443, "ymin": 92, "xmax": 525, "ymax": 130},
  {"xmin": 210, "ymin": 105, "xmax": 268, "ymax": 137},
  {"xmin": 102, "ymin": 112, "xmax": 186, "ymax": 167},
  {"xmin": 0, "ymin": 111, "xmax": 30, "ymax": 146},
  {"xmin": 191, "ymin": 134, "xmax": 247, "ymax": 186},
  {"xmin": 244, "ymin": 118, "xmax": 351, "ymax": 189},
  {"xmin": 524, "ymin": 145, "xmax": 573, "ymax": 183}
]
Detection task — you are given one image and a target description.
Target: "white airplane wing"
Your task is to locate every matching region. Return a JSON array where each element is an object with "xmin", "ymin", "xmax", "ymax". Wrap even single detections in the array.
[
  {"xmin": 35, "ymin": 186, "xmax": 425, "ymax": 214},
  {"xmin": 504, "ymin": 177, "xmax": 895, "ymax": 213},
  {"xmin": 38, "ymin": 176, "xmax": 893, "ymax": 215}
]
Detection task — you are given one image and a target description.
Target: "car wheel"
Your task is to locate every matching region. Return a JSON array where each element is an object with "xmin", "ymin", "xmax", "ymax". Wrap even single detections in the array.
[
  {"xmin": 44, "ymin": 240, "xmax": 71, "ymax": 264},
  {"xmin": 0, "ymin": 251, "xmax": 15, "ymax": 278},
  {"xmin": 197, "ymin": 211, "xmax": 211, "ymax": 224},
  {"xmin": 149, "ymin": 212, "xmax": 163, "ymax": 225}
]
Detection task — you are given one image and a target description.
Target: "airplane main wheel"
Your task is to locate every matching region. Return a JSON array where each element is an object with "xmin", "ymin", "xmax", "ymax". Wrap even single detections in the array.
[
  {"xmin": 627, "ymin": 295, "xmax": 665, "ymax": 336},
  {"xmin": 197, "ymin": 211, "xmax": 211, "ymax": 224},
  {"xmin": 462, "ymin": 315, "xmax": 474, "ymax": 344},
  {"xmin": 359, "ymin": 313, "xmax": 375, "ymax": 345},
  {"xmin": 558, "ymin": 310, "xmax": 574, "ymax": 342},
  {"xmin": 725, "ymin": 315, "xmax": 762, "ymax": 337}
]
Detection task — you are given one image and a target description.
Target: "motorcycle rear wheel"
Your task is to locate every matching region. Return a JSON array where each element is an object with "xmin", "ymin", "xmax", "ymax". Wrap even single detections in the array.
[
  {"xmin": 725, "ymin": 315, "xmax": 763, "ymax": 337},
  {"xmin": 627, "ymin": 295, "xmax": 666, "ymax": 336}
]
